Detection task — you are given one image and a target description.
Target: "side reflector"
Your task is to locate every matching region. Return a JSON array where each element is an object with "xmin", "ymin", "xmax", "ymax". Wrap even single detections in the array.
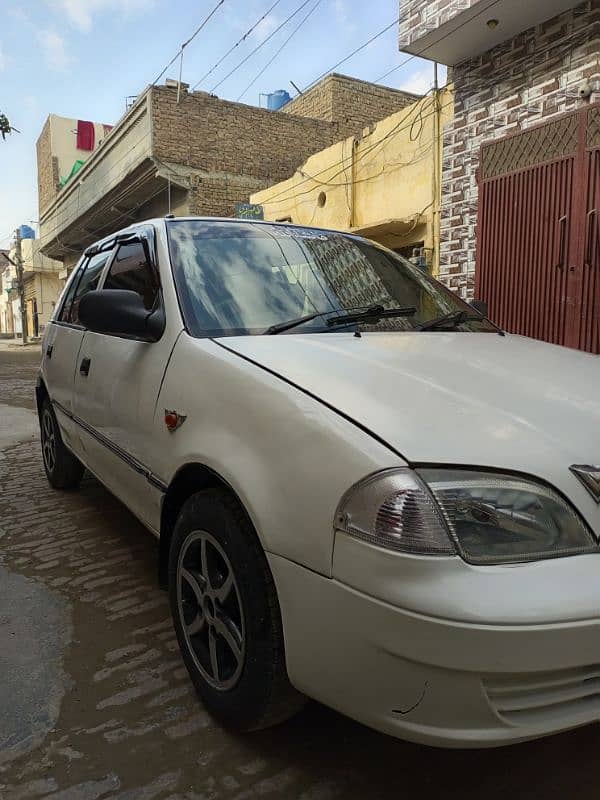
[{"xmin": 164, "ymin": 410, "xmax": 186, "ymax": 432}]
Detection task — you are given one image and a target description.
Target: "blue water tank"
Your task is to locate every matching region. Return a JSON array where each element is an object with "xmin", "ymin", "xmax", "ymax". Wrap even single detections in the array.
[
  {"xmin": 19, "ymin": 224, "xmax": 35, "ymax": 240},
  {"xmin": 267, "ymin": 90, "xmax": 291, "ymax": 111}
]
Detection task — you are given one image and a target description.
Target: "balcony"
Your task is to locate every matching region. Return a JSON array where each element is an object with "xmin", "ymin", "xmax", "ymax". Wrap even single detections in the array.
[
  {"xmin": 39, "ymin": 92, "xmax": 156, "ymax": 261},
  {"xmin": 399, "ymin": 0, "xmax": 579, "ymax": 65}
]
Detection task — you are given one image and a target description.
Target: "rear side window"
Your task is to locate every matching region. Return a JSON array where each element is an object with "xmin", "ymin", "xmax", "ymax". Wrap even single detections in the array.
[
  {"xmin": 57, "ymin": 261, "xmax": 86, "ymax": 322},
  {"xmin": 103, "ymin": 241, "xmax": 158, "ymax": 310},
  {"xmin": 68, "ymin": 251, "xmax": 110, "ymax": 326}
]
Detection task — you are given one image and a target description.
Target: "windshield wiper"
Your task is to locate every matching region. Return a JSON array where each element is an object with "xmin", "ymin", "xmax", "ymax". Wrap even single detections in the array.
[
  {"xmin": 417, "ymin": 309, "xmax": 486, "ymax": 332},
  {"xmin": 265, "ymin": 309, "xmax": 337, "ymax": 335},
  {"xmin": 264, "ymin": 304, "xmax": 416, "ymax": 335},
  {"xmin": 326, "ymin": 304, "xmax": 417, "ymax": 327}
]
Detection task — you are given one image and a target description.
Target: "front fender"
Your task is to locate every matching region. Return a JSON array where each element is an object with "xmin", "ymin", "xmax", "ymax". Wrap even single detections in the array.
[{"xmin": 154, "ymin": 335, "xmax": 405, "ymax": 576}]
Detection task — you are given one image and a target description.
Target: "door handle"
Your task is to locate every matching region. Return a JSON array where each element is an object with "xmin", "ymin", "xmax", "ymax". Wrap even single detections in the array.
[
  {"xmin": 46, "ymin": 344, "xmax": 53, "ymax": 359},
  {"xmin": 585, "ymin": 208, "xmax": 597, "ymax": 268},
  {"xmin": 555, "ymin": 215, "xmax": 568, "ymax": 270},
  {"xmin": 80, "ymin": 357, "xmax": 91, "ymax": 377}
]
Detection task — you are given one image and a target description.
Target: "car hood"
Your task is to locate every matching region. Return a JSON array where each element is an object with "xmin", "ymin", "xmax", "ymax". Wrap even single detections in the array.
[{"xmin": 221, "ymin": 331, "xmax": 600, "ymax": 476}]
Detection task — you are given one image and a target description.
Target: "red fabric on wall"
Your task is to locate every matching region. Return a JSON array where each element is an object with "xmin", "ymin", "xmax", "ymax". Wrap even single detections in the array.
[{"xmin": 77, "ymin": 120, "xmax": 95, "ymax": 151}]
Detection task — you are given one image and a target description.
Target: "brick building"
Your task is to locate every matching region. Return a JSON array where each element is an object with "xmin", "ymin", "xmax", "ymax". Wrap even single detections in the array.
[
  {"xmin": 281, "ymin": 73, "xmax": 419, "ymax": 138},
  {"xmin": 38, "ymin": 76, "xmax": 417, "ymax": 270},
  {"xmin": 399, "ymin": 0, "xmax": 599, "ymax": 353}
]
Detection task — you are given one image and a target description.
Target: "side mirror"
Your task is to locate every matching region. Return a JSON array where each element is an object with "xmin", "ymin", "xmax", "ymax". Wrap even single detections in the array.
[
  {"xmin": 470, "ymin": 299, "xmax": 488, "ymax": 317},
  {"xmin": 78, "ymin": 290, "xmax": 164, "ymax": 341}
]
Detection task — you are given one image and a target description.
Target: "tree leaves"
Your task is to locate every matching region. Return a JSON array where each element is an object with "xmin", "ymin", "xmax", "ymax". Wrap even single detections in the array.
[{"xmin": 0, "ymin": 111, "xmax": 19, "ymax": 140}]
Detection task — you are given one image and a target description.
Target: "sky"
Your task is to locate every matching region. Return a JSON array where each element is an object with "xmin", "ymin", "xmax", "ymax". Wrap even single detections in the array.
[{"xmin": 0, "ymin": 0, "xmax": 444, "ymax": 250}]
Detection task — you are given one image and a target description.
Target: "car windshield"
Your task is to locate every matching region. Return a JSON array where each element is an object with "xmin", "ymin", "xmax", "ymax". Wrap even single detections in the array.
[{"xmin": 167, "ymin": 220, "xmax": 497, "ymax": 337}]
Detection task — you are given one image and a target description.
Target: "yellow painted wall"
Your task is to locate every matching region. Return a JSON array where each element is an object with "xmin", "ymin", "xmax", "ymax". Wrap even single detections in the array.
[{"xmin": 251, "ymin": 87, "xmax": 453, "ymax": 271}]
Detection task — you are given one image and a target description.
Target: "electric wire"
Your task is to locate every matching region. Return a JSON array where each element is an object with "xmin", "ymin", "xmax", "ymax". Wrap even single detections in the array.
[
  {"xmin": 374, "ymin": 53, "xmax": 416, "ymax": 85},
  {"xmin": 262, "ymin": 98, "xmax": 453, "ymax": 211},
  {"xmin": 236, "ymin": 0, "xmax": 324, "ymax": 102},
  {"xmin": 296, "ymin": 137, "xmax": 435, "ymax": 189},
  {"xmin": 42, "ymin": 80, "xmax": 456, "ymax": 243},
  {"xmin": 49, "ymin": 181, "xmax": 170, "ymax": 256},
  {"xmin": 209, "ymin": 0, "xmax": 315, "ymax": 94},
  {"xmin": 258, "ymin": 0, "xmax": 528, "ymax": 214},
  {"xmin": 192, "ymin": 0, "xmax": 284, "ymax": 90},
  {"xmin": 41, "ymin": 0, "xmax": 577, "ymax": 251},
  {"xmin": 278, "ymin": 105, "xmax": 452, "ymax": 205},
  {"xmin": 262, "ymin": 88, "xmax": 442, "ymax": 207},
  {"xmin": 302, "ymin": 16, "xmax": 401, "ymax": 92},
  {"xmin": 151, "ymin": 0, "xmax": 226, "ymax": 87},
  {"xmin": 41, "ymin": 153, "xmax": 155, "ymax": 244},
  {"xmin": 40, "ymin": 130, "xmax": 153, "ymax": 241},
  {"xmin": 227, "ymin": 11, "xmax": 462, "ymax": 209},
  {"xmin": 259, "ymin": 103, "xmax": 440, "ymax": 208}
]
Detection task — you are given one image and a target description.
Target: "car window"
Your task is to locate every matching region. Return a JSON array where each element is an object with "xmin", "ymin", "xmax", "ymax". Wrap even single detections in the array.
[
  {"xmin": 69, "ymin": 251, "xmax": 111, "ymax": 326},
  {"xmin": 103, "ymin": 241, "xmax": 158, "ymax": 310},
  {"xmin": 57, "ymin": 259, "xmax": 87, "ymax": 322}
]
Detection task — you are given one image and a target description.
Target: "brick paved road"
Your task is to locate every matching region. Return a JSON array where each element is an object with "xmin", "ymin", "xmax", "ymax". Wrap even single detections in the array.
[{"xmin": 1, "ymin": 348, "xmax": 600, "ymax": 800}]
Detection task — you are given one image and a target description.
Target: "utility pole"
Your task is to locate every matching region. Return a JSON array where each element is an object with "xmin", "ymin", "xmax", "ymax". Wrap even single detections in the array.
[{"xmin": 14, "ymin": 227, "xmax": 27, "ymax": 345}]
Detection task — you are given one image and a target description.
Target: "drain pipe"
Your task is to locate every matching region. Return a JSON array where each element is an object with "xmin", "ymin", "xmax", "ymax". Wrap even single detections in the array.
[{"xmin": 432, "ymin": 62, "xmax": 441, "ymax": 276}]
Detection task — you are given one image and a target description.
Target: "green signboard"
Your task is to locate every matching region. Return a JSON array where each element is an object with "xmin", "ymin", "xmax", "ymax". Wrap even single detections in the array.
[{"xmin": 234, "ymin": 203, "xmax": 264, "ymax": 220}]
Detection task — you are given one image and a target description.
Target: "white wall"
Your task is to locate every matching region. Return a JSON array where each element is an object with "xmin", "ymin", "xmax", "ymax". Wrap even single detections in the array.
[{"xmin": 12, "ymin": 298, "xmax": 21, "ymax": 335}]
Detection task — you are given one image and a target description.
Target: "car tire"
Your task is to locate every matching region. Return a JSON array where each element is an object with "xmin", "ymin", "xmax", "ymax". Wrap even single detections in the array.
[
  {"xmin": 40, "ymin": 398, "xmax": 85, "ymax": 490},
  {"xmin": 168, "ymin": 488, "xmax": 306, "ymax": 731}
]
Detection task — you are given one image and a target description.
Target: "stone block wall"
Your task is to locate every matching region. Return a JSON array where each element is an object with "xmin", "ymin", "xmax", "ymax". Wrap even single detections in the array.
[
  {"xmin": 36, "ymin": 118, "xmax": 60, "ymax": 216},
  {"xmin": 282, "ymin": 74, "xmax": 419, "ymax": 139},
  {"xmin": 399, "ymin": 0, "xmax": 481, "ymax": 47},
  {"xmin": 440, "ymin": 1, "xmax": 599, "ymax": 297}
]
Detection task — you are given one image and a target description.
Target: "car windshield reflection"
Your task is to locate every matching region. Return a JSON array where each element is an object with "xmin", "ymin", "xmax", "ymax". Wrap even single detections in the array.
[{"xmin": 167, "ymin": 220, "xmax": 496, "ymax": 337}]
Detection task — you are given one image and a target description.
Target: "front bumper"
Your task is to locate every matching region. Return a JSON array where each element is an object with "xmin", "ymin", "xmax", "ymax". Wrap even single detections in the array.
[{"xmin": 268, "ymin": 546, "xmax": 600, "ymax": 748}]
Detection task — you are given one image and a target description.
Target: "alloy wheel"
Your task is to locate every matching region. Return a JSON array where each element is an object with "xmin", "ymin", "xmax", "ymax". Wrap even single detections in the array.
[
  {"xmin": 176, "ymin": 530, "xmax": 245, "ymax": 691},
  {"xmin": 42, "ymin": 408, "xmax": 57, "ymax": 474}
]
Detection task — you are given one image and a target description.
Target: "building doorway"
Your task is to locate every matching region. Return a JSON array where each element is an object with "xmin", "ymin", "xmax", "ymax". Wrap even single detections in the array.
[{"xmin": 476, "ymin": 104, "xmax": 599, "ymax": 354}]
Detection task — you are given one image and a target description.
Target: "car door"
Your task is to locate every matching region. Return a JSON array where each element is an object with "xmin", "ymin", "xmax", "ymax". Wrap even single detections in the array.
[
  {"xmin": 72, "ymin": 229, "xmax": 182, "ymax": 533},
  {"xmin": 42, "ymin": 251, "xmax": 111, "ymax": 454}
]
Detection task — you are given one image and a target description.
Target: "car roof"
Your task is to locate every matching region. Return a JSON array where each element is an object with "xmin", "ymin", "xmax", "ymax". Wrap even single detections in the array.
[{"xmin": 87, "ymin": 216, "xmax": 365, "ymax": 253}]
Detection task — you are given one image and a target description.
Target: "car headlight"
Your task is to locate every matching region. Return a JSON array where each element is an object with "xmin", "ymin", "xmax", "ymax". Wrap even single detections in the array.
[{"xmin": 335, "ymin": 468, "xmax": 595, "ymax": 564}]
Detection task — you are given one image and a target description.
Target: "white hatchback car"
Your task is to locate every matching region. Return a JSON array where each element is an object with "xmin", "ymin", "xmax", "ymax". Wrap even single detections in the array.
[{"xmin": 38, "ymin": 217, "xmax": 600, "ymax": 748}]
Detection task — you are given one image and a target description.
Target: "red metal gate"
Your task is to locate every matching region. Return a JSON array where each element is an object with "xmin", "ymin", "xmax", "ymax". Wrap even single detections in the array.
[{"xmin": 476, "ymin": 104, "xmax": 600, "ymax": 354}]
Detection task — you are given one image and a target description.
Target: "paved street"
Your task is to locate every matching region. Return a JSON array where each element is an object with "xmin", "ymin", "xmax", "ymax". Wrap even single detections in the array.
[{"xmin": 1, "ymin": 347, "xmax": 600, "ymax": 800}]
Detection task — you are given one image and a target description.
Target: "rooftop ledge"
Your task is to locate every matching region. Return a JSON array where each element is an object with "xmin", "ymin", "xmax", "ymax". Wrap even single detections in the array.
[{"xmin": 399, "ymin": 0, "xmax": 579, "ymax": 65}]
